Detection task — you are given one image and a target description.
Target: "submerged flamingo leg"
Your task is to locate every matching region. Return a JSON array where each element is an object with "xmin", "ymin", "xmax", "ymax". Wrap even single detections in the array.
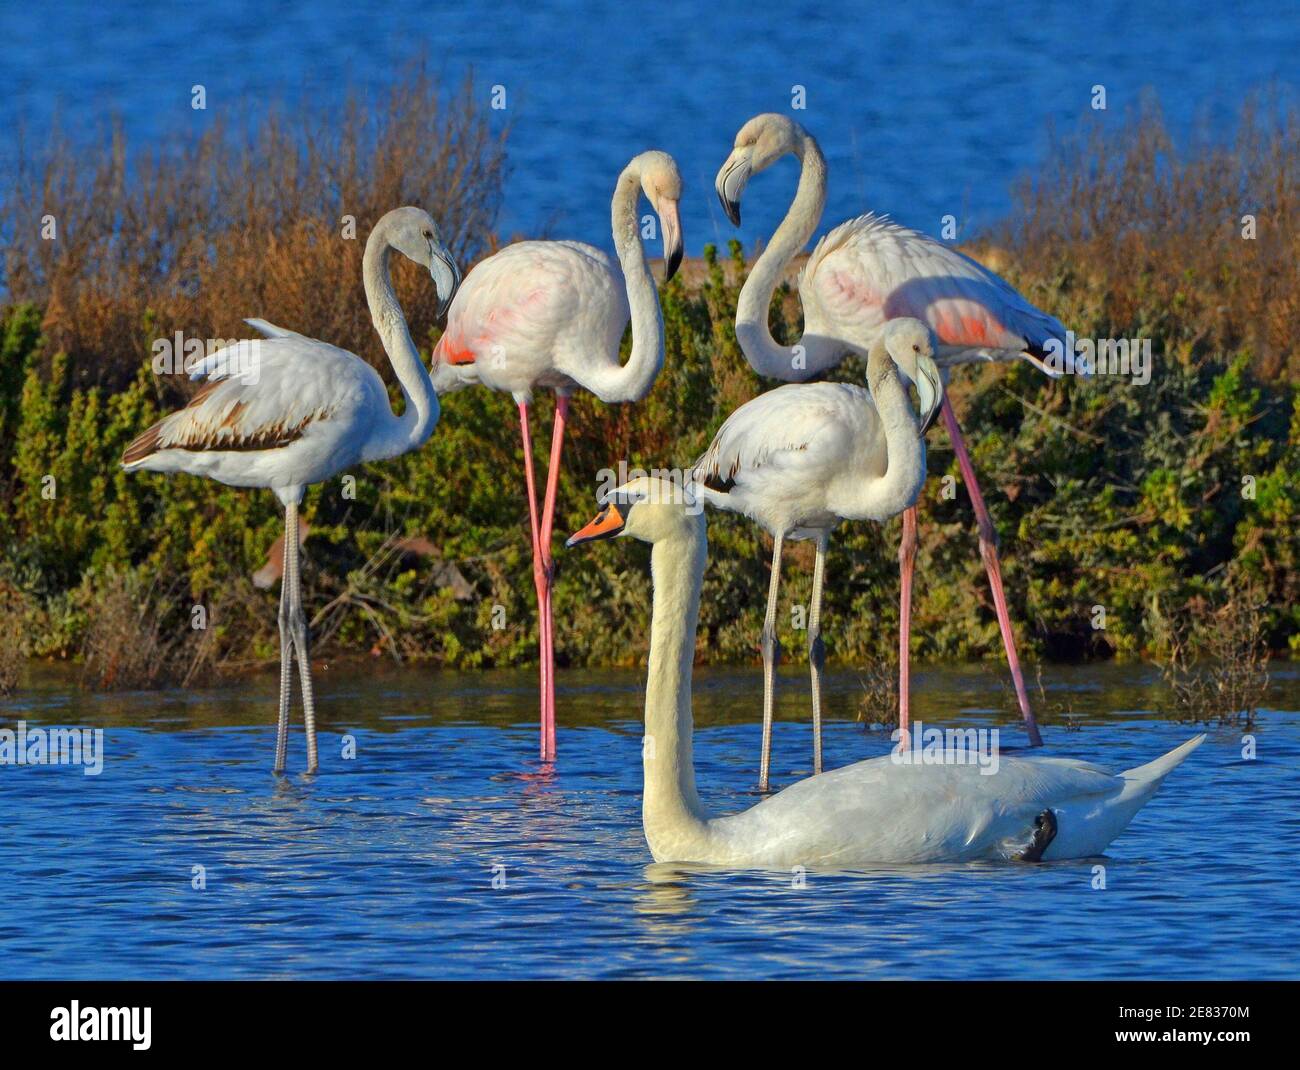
[
  {"xmin": 807, "ymin": 532, "xmax": 828, "ymax": 775},
  {"xmin": 537, "ymin": 394, "xmax": 569, "ymax": 763},
  {"xmin": 941, "ymin": 398, "xmax": 1043, "ymax": 746},
  {"xmin": 274, "ymin": 509, "xmax": 294, "ymax": 774},
  {"xmin": 759, "ymin": 532, "xmax": 785, "ymax": 793},
  {"xmin": 284, "ymin": 499, "xmax": 318, "ymax": 774},
  {"xmin": 898, "ymin": 506, "xmax": 918, "ymax": 749},
  {"xmin": 518, "ymin": 402, "xmax": 551, "ymax": 761}
]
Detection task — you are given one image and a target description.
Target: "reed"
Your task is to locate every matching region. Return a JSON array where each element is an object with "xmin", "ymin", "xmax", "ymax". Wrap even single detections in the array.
[
  {"xmin": 1, "ymin": 64, "xmax": 508, "ymax": 396},
  {"xmin": 993, "ymin": 92, "xmax": 1300, "ymax": 379}
]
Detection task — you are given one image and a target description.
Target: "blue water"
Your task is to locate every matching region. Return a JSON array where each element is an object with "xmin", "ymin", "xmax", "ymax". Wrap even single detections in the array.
[
  {"xmin": 3, "ymin": 663, "xmax": 1297, "ymax": 979},
  {"xmin": 2, "ymin": 1, "xmax": 1297, "ymax": 251}
]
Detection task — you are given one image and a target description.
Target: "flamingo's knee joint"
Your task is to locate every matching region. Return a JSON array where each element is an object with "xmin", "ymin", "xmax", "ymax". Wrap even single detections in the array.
[{"xmin": 808, "ymin": 632, "xmax": 825, "ymax": 671}]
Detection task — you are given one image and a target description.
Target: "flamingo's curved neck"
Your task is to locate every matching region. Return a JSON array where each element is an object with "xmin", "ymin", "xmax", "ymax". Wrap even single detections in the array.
[
  {"xmin": 362, "ymin": 224, "xmax": 440, "ymax": 460},
  {"xmin": 846, "ymin": 341, "xmax": 926, "ymax": 519},
  {"xmin": 641, "ymin": 517, "xmax": 712, "ymax": 856},
  {"xmin": 580, "ymin": 163, "xmax": 665, "ymax": 403},
  {"xmin": 736, "ymin": 133, "xmax": 840, "ymax": 381}
]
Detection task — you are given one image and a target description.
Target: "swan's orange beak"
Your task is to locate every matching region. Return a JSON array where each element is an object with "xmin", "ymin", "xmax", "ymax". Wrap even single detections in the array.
[{"xmin": 565, "ymin": 502, "xmax": 626, "ymax": 548}]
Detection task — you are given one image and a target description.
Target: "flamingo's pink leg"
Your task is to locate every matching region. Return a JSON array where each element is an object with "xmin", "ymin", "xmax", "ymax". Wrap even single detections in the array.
[
  {"xmin": 537, "ymin": 395, "xmax": 569, "ymax": 763},
  {"xmin": 898, "ymin": 506, "xmax": 918, "ymax": 749},
  {"xmin": 941, "ymin": 398, "xmax": 1043, "ymax": 745},
  {"xmin": 518, "ymin": 402, "xmax": 551, "ymax": 760}
]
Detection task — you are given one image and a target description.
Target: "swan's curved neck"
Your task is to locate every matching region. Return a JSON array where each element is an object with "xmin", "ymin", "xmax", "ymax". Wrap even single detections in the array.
[
  {"xmin": 736, "ymin": 134, "xmax": 841, "ymax": 381},
  {"xmin": 642, "ymin": 518, "xmax": 711, "ymax": 853},
  {"xmin": 580, "ymin": 164, "xmax": 664, "ymax": 403},
  {"xmin": 361, "ymin": 223, "xmax": 440, "ymax": 460},
  {"xmin": 847, "ymin": 341, "xmax": 926, "ymax": 518}
]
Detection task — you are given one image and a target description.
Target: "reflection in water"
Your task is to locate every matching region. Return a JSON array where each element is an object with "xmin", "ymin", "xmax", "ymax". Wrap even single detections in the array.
[
  {"xmin": 637, "ymin": 862, "xmax": 700, "ymax": 918},
  {"xmin": 1, "ymin": 662, "xmax": 1297, "ymax": 979}
]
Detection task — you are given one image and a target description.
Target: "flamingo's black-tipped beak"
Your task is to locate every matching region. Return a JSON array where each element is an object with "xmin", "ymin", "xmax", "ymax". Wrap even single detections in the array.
[
  {"xmin": 430, "ymin": 245, "xmax": 461, "ymax": 320},
  {"xmin": 715, "ymin": 153, "xmax": 749, "ymax": 227},
  {"xmin": 915, "ymin": 354, "xmax": 943, "ymax": 437},
  {"xmin": 660, "ymin": 199, "xmax": 683, "ymax": 282}
]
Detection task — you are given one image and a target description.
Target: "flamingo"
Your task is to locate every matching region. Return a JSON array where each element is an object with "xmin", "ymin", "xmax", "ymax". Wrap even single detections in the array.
[
  {"xmin": 715, "ymin": 113, "xmax": 1066, "ymax": 748},
  {"xmin": 692, "ymin": 318, "xmax": 942, "ymax": 791},
  {"xmin": 430, "ymin": 150, "xmax": 683, "ymax": 763},
  {"xmin": 122, "ymin": 207, "xmax": 460, "ymax": 774},
  {"xmin": 566, "ymin": 473, "xmax": 1204, "ymax": 867}
]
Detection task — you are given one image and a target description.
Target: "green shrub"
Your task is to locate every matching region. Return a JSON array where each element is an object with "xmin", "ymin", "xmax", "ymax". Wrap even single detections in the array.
[{"xmin": 0, "ymin": 97, "xmax": 1295, "ymax": 684}]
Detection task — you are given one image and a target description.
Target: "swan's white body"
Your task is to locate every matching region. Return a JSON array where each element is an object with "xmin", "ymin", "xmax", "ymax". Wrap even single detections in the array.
[
  {"xmin": 659, "ymin": 732, "xmax": 1204, "ymax": 868},
  {"xmin": 568, "ymin": 476, "xmax": 1204, "ymax": 868},
  {"xmin": 124, "ymin": 207, "xmax": 460, "ymax": 773}
]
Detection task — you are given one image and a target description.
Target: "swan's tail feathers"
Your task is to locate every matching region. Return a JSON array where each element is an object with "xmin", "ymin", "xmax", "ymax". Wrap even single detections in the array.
[
  {"xmin": 1044, "ymin": 735, "xmax": 1204, "ymax": 860},
  {"xmin": 1121, "ymin": 734, "xmax": 1206, "ymax": 785}
]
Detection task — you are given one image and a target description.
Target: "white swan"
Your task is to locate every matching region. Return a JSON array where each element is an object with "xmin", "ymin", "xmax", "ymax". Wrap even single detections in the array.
[{"xmin": 566, "ymin": 472, "xmax": 1204, "ymax": 867}]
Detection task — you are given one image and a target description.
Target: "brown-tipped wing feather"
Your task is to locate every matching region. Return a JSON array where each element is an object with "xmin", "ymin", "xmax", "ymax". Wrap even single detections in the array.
[{"xmin": 121, "ymin": 339, "xmax": 354, "ymax": 466}]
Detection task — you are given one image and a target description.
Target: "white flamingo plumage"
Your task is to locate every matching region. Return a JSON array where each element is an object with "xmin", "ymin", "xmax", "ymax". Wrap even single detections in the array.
[
  {"xmin": 430, "ymin": 150, "xmax": 683, "ymax": 762},
  {"xmin": 692, "ymin": 318, "xmax": 943, "ymax": 790},
  {"xmin": 716, "ymin": 113, "xmax": 1068, "ymax": 747},
  {"xmin": 566, "ymin": 473, "xmax": 1204, "ymax": 868},
  {"xmin": 122, "ymin": 207, "xmax": 460, "ymax": 773}
]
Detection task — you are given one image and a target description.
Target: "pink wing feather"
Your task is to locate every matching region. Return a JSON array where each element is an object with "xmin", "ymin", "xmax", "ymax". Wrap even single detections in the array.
[
  {"xmin": 435, "ymin": 241, "xmax": 615, "ymax": 367},
  {"xmin": 802, "ymin": 213, "xmax": 1065, "ymax": 355}
]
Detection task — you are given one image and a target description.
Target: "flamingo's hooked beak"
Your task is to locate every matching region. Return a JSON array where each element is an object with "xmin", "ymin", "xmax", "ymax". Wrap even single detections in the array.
[
  {"xmin": 565, "ymin": 501, "xmax": 626, "ymax": 548},
  {"xmin": 430, "ymin": 243, "xmax": 461, "ymax": 320},
  {"xmin": 659, "ymin": 199, "xmax": 683, "ymax": 282},
  {"xmin": 714, "ymin": 151, "xmax": 750, "ymax": 227},
  {"xmin": 915, "ymin": 353, "xmax": 943, "ymax": 436}
]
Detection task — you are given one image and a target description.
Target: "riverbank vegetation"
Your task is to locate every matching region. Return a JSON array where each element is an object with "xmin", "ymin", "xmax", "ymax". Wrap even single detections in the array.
[{"xmin": 0, "ymin": 81, "xmax": 1295, "ymax": 697}]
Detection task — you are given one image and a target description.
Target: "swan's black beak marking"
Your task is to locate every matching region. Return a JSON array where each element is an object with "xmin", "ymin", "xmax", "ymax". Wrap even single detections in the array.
[{"xmin": 566, "ymin": 503, "xmax": 626, "ymax": 548}]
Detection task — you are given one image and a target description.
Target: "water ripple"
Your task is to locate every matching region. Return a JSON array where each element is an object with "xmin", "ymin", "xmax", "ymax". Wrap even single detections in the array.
[{"xmin": 2, "ymin": 664, "xmax": 1297, "ymax": 979}]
